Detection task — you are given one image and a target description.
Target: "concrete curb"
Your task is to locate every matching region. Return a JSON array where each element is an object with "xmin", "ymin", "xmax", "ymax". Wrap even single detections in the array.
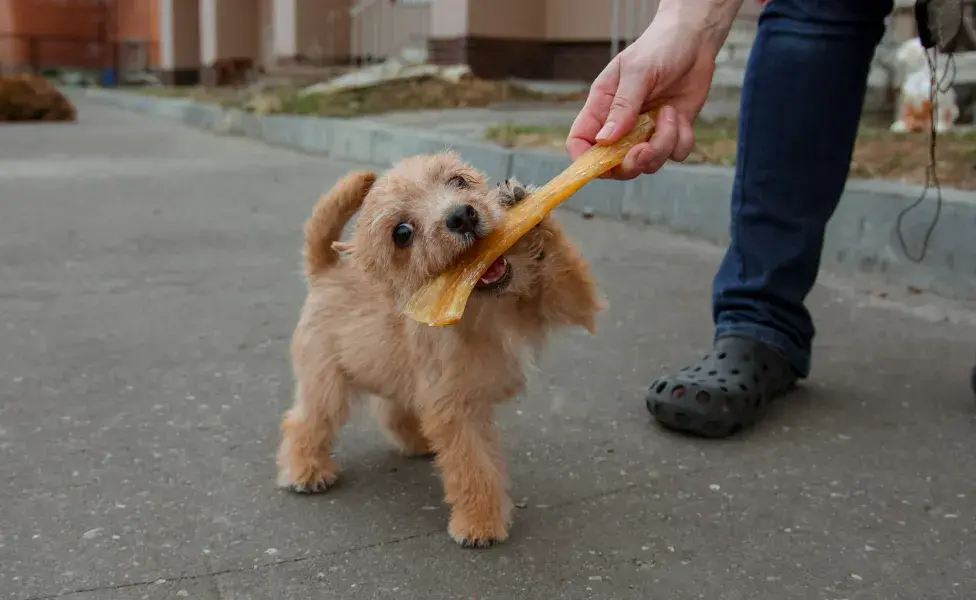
[{"xmin": 69, "ymin": 87, "xmax": 976, "ymax": 300}]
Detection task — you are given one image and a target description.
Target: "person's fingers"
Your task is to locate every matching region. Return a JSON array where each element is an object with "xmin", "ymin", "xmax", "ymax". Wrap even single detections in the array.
[
  {"xmin": 566, "ymin": 106, "xmax": 601, "ymax": 160},
  {"xmin": 598, "ymin": 144, "xmax": 650, "ymax": 180},
  {"xmin": 618, "ymin": 143, "xmax": 655, "ymax": 178},
  {"xmin": 566, "ymin": 66, "xmax": 620, "ymax": 159},
  {"xmin": 671, "ymin": 111, "xmax": 696, "ymax": 162},
  {"xmin": 609, "ymin": 105, "xmax": 678, "ymax": 178},
  {"xmin": 566, "ymin": 137, "xmax": 593, "ymax": 162},
  {"xmin": 595, "ymin": 62, "xmax": 653, "ymax": 146},
  {"xmin": 641, "ymin": 105, "xmax": 679, "ymax": 174},
  {"xmin": 601, "ymin": 104, "xmax": 690, "ymax": 179}
]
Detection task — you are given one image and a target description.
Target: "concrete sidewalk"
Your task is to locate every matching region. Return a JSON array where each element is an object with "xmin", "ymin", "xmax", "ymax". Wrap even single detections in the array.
[{"xmin": 1, "ymin": 99, "xmax": 975, "ymax": 600}]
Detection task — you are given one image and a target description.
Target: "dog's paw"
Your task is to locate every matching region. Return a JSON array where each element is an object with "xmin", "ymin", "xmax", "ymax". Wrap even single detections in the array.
[
  {"xmin": 404, "ymin": 449, "xmax": 437, "ymax": 461},
  {"xmin": 496, "ymin": 178, "xmax": 530, "ymax": 207},
  {"xmin": 277, "ymin": 460, "xmax": 339, "ymax": 494},
  {"xmin": 284, "ymin": 474, "xmax": 337, "ymax": 494},
  {"xmin": 448, "ymin": 513, "xmax": 510, "ymax": 549}
]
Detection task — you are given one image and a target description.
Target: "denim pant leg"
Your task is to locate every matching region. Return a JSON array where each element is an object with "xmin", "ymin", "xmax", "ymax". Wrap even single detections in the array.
[{"xmin": 712, "ymin": 0, "xmax": 893, "ymax": 378}]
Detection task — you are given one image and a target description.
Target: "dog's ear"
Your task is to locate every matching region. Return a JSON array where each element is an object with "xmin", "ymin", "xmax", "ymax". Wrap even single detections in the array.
[{"xmin": 535, "ymin": 219, "xmax": 605, "ymax": 335}]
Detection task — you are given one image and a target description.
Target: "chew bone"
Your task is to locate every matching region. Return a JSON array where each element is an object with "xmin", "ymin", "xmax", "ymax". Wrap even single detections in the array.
[{"xmin": 402, "ymin": 111, "xmax": 658, "ymax": 327}]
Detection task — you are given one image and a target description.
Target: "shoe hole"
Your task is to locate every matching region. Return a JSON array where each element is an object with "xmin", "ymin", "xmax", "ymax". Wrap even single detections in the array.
[
  {"xmin": 674, "ymin": 412, "xmax": 690, "ymax": 426},
  {"xmin": 720, "ymin": 386, "xmax": 729, "ymax": 393},
  {"xmin": 717, "ymin": 377, "xmax": 726, "ymax": 383},
  {"xmin": 671, "ymin": 385, "xmax": 686, "ymax": 400},
  {"xmin": 679, "ymin": 366, "xmax": 689, "ymax": 372},
  {"xmin": 703, "ymin": 420, "xmax": 725, "ymax": 434},
  {"xmin": 655, "ymin": 381, "xmax": 667, "ymax": 394},
  {"xmin": 762, "ymin": 363, "xmax": 770, "ymax": 372},
  {"xmin": 696, "ymin": 390, "xmax": 710, "ymax": 405},
  {"xmin": 717, "ymin": 352, "xmax": 727, "ymax": 360},
  {"xmin": 693, "ymin": 366, "xmax": 702, "ymax": 373},
  {"xmin": 707, "ymin": 370, "xmax": 717, "ymax": 376},
  {"xmin": 730, "ymin": 369, "xmax": 740, "ymax": 376},
  {"xmin": 739, "ymin": 383, "xmax": 749, "ymax": 392}
]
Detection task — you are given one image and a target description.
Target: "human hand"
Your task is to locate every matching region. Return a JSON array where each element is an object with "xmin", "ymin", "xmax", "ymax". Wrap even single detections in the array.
[{"xmin": 566, "ymin": 12, "xmax": 720, "ymax": 180}]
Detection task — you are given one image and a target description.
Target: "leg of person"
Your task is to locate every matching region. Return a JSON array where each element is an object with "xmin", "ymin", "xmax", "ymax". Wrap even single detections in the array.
[
  {"xmin": 971, "ymin": 353, "xmax": 976, "ymax": 398},
  {"xmin": 646, "ymin": 0, "xmax": 893, "ymax": 438}
]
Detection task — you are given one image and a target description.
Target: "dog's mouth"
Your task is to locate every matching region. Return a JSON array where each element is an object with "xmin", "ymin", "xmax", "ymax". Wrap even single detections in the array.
[{"xmin": 474, "ymin": 256, "xmax": 512, "ymax": 292}]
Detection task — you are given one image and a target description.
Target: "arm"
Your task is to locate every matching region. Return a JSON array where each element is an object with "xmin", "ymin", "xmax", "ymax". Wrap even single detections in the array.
[
  {"xmin": 566, "ymin": 0, "xmax": 747, "ymax": 179},
  {"xmin": 655, "ymin": 0, "xmax": 746, "ymax": 57}
]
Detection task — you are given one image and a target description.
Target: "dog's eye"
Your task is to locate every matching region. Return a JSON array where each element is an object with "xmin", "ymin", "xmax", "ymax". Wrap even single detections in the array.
[
  {"xmin": 447, "ymin": 175, "xmax": 469, "ymax": 188},
  {"xmin": 392, "ymin": 223, "xmax": 414, "ymax": 248}
]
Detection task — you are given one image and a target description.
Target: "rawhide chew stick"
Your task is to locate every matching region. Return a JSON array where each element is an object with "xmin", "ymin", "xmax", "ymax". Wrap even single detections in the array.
[{"xmin": 402, "ymin": 111, "xmax": 658, "ymax": 327}]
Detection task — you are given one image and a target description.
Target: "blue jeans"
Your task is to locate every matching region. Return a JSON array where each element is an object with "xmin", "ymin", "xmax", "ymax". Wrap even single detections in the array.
[{"xmin": 712, "ymin": 0, "xmax": 894, "ymax": 378}]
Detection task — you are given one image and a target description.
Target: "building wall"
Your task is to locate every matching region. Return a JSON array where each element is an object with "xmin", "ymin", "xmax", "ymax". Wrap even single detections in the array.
[
  {"xmin": 116, "ymin": 0, "xmax": 160, "ymax": 66},
  {"xmin": 158, "ymin": 0, "xmax": 201, "ymax": 84},
  {"xmin": 467, "ymin": 0, "xmax": 544, "ymax": 39},
  {"xmin": 429, "ymin": 0, "xmax": 765, "ymax": 81},
  {"xmin": 0, "ymin": 0, "xmax": 112, "ymax": 71},
  {"xmin": 430, "ymin": 0, "xmax": 465, "ymax": 38},
  {"xmin": 297, "ymin": 0, "xmax": 352, "ymax": 64},
  {"xmin": 271, "ymin": 0, "xmax": 351, "ymax": 66},
  {"xmin": 0, "ymin": 0, "xmax": 160, "ymax": 72},
  {"xmin": 0, "ymin": 0, "xmax": 16, "ymax": 72},
  {"xmin": 214, "ymin": 0, "xmax": 260, "ymax": 60}
]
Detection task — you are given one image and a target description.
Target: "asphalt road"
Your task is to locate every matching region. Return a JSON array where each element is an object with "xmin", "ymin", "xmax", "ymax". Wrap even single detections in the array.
[{"xmin": 2, "ymin": 99, "xmax": 975, "ymax": 600}]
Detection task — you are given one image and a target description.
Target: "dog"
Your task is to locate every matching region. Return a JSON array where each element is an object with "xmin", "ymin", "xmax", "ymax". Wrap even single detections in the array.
[
  {"xmin": 890, "ymin": 37, "xmax": 960, "ymax": 133},
  {"xmin": 275, "ymin": 152, "xmax": 604, "ymax": 548}
]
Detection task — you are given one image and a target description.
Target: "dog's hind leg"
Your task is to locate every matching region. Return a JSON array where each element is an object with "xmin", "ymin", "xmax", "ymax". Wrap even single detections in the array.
[
  {"xmin": 276, "ymin": 359, "xmax": 351, "ymax": 493},
  {"xmin": 375, "ymin": 400, "xmax": 434, "ymax": 458}
]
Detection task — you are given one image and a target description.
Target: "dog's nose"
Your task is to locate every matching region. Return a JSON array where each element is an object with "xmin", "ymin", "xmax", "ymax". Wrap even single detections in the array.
[{"xmin": 445, "ymin": 204, "xmax": 479, "ymax": 235}]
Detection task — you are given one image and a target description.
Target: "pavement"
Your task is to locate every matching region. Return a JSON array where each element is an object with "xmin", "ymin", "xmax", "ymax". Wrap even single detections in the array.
[{"xmin": 2, "ymin": 98, "xmax": 976, "ymax": 600}]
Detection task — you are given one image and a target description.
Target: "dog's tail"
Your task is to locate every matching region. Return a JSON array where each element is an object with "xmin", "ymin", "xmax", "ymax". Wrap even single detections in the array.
[{"xmin": 304, "ymin": 171, "xmax": 376, "ymax": 277}]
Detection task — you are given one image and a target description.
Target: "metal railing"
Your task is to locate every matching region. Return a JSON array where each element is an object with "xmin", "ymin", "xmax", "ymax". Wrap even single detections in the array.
[
  {"xmin": 610, "ymin": 0, "xmax": 653, "ymax": 59},
  {"xmin": 350, "ymin": 0, "xmax": 430, "ymax": 65}
]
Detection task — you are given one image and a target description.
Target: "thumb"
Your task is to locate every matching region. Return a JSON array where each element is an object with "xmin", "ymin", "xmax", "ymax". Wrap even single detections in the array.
[{"xmin": 595, "ymin": 70, "xmax": 651, "ymax": 145}]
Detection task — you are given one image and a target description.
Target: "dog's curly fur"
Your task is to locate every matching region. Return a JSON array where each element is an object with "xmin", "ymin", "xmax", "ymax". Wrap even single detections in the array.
[{"xmin": 276, "ymin": 151, "xmax": 604, "ymax": 548}]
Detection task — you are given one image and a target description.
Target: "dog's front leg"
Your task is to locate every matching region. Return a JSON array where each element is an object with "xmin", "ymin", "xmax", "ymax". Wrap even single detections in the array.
[
  {"xmin": 276, "ymin": 358, "xmax": 351, "ymax": 493},
  {"xmin": 419, "ymin": 402, "xmax": 512, "ymax": 548}
]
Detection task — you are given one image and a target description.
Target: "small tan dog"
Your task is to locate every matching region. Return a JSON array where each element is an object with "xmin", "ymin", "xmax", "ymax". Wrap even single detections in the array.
[{"xmin": 276, "ymin": 152, "xmax": 603, "ymax": 548}]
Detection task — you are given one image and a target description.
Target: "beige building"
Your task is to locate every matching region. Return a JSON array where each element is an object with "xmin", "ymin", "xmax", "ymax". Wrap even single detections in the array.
[
  {"xmin": 427, "ymin": 0, "xmax": 762, "ymax": 80},
  {"xmin": 157, "ymin": 0, "xmax": 353, "ymax": 85},
  {"xmin": 159, "ymin": 0, "xmax": 917, "ymax": 86}
]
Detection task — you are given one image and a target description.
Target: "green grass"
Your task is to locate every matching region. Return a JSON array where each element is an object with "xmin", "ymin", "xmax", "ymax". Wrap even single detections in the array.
[
  {"xmin": 483, "ymin": 124, "xmax": 571, "ymax": 149},
  {"xmin": 482, "ymin": 117, "xmax": 976, "ymax": 190}
]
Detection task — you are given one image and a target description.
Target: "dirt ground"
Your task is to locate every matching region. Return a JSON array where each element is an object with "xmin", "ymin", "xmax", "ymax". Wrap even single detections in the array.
[
  {"xmin": 484, "ymin": 120, "xmax": 976, "ymax": 191},
  {"xmin": 140, "ymin": 77, "xmax": 587, "ymax": 117}
]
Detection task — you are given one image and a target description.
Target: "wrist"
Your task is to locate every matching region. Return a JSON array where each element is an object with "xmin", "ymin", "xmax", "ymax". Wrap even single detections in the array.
[{"xmin": 654, "ymin": 0, "xmax": 744, "ymax": 57}]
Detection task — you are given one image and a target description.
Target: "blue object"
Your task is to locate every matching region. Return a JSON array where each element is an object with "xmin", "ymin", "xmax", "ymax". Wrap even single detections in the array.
[
  {"xmin": 709, "ymin": 0, "xmax": 893, "ymax": 378},
  {"xmin": 101, "ymin": 69, "xmax": 118, "ymax": 87}
]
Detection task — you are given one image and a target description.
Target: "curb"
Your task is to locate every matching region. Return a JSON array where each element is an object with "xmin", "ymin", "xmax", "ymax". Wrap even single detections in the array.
[{"xmin": 69, "ymin": 87, "xmax": 976, "ymax": 300}]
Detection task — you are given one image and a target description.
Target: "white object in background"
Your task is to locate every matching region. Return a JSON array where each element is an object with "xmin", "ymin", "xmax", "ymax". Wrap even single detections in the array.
[{"xmin": 890, "ymin": 37, "xmax": 960, "ymax": 133}]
